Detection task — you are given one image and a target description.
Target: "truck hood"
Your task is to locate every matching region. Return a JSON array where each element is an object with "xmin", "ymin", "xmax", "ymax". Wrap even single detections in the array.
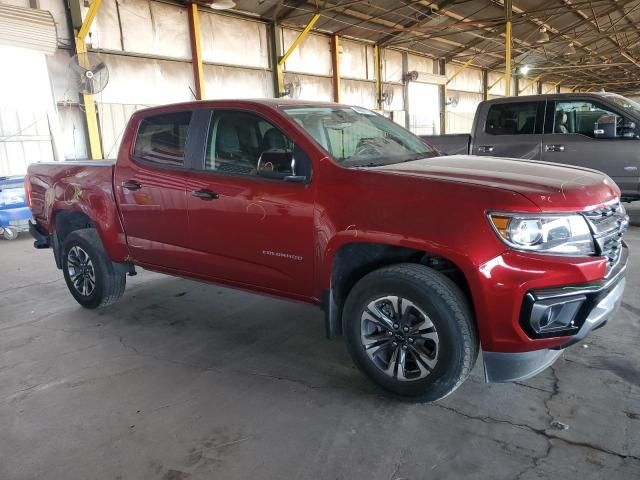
[{"xmin": 374, "ymin": 155, "xmax": 619, "ymax": 210}]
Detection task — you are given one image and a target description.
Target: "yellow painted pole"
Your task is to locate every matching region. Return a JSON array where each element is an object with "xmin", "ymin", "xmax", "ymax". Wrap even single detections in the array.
[
  {"xmin": 275, "ymin": 12, "xmax": 320, "ymax": 97},
  {"xmin": 518, "ymin": 74, "xmax": 542, "ymax": 94},
  {"xmin": 330, "ymin": 35, "xmax": 341, "ymax": 102},
  {"xmin": 187, "ymin": 2, "xmax": 205, "ymax": 99},
  {"xmin": 75, "ymin": 0, "xmax": 103, "ymax": 160},
  {"xmin": 488, "ymin": 74, "xmax": 505, "ymax": 92},
  {"xmin": 446, "ymin": 57, "xmax": 474, "ymax": 85},
  {"xmin": 278, "ymin": 13, "xmax": 321, "ymax": 66},
  {"xmin": 374, "ymin": 44, "xmax": 383, "ymax": 110}
]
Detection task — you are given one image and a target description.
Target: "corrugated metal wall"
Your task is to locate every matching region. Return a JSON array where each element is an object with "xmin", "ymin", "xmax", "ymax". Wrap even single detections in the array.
[{"xmin": 1, "ymin": 0, "xmax": 581, "ymax": 173}]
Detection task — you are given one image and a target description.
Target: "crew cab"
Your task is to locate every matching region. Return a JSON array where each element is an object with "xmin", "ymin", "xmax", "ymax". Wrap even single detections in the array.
[
  {"xmin": 422, "ymin": 92, "xmax": 640, "ymax": 202},
  {"xmin": 26, "ymin": 99, "xmax": 629, "ymax": 402}
]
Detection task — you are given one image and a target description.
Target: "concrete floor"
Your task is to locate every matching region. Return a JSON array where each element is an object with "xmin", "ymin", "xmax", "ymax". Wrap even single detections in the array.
[{"xmin": 1, "ymin": 208, "xmax": 639, "ymax": 480}]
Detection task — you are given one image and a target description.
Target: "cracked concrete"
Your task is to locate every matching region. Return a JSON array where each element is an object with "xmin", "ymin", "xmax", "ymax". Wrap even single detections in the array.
[{"xmin": 1, "ymin": 207, "xmax": 639, "ymax": 480}]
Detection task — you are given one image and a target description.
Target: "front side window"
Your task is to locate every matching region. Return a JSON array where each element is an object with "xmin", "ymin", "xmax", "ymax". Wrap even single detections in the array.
[
  {"xmin": 485, "ymin": 102, "xmax": 539, "ymax": 135},
  {"xmin": 554, "ymin": 100, "xmax": 626, "ymax": 139},
  {"xmin": 133, "ymin": 111, "xmax": 192, "ymax": 166},
  {"xmin": 282, "ymin": 106, "xmax": 436, "ymax": 167},
  {"xmin": 205, "ymin": 110, "xmax": 297, "ymax": 179}
]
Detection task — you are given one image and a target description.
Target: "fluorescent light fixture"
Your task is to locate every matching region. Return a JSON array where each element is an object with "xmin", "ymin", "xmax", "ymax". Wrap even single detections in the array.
[
  {"xmin": 209, "ymin": 0, "xmax": 236, "ymax": 10},
  {"xmin": 520, "ymin": 64, "xmax": 531, "ymax": 76}
]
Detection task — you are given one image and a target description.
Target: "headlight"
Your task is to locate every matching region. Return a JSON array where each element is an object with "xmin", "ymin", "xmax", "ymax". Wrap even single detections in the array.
[{"xmin": 488, "ymin": 213, "xmax": 595, "ymax": 255}]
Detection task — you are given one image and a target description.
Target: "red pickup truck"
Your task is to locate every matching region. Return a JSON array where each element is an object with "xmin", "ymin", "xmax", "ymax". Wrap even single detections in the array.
[{"xmin": 26, "ymin": 99, "xmax": 629, "ymax": 402}]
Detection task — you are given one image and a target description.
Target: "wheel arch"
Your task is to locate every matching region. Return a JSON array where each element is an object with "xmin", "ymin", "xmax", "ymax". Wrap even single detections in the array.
[{"xmin": 322, "ymin": 241, "xmax": 475, "ymax": 339}]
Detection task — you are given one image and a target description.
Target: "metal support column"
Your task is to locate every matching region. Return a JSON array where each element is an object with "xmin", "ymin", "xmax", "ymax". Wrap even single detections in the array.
[
  {"xmin": 504, "ymin": 0, "xmax": 512, "ymax": 97},
  {"xmin": 187, "ymin": 2, "xmax": 205, "ymax": 100},
  {"xmin": 402, "ymin": 51, "xmax": 410, "ymax": 128},
  {"xmin": 269, "ymin": 23, "xmax": 284, "ymax": 97},
  {"xmin": 70, "ymin": 0, "xmax": 103, "ymax": 159},
  {"xmin": 374, "ymin": 44, "xmax": 383, "ymax": 111},
  {"xmin": 276, "ymin": 13, "xmax": 320, "ymax": 97},
  {"xmin": 438, "ymin": 59, "xmax": 446, "ymax": 134},
  {"xmin": 482, "ymin": 68, "xmax": 488, "ymax": 101},
  {"xmin": 330, "ymin": 34, "xmax": 340, "ymax": 102}
]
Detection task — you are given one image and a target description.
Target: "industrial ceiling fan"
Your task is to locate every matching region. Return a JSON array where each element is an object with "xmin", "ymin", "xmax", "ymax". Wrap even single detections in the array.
[{"xmin": 68, "ymin": 52, "xmax": 109, "ymax": 95}]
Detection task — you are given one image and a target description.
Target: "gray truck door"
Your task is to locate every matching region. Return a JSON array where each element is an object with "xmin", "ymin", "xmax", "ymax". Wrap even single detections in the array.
[
  {"xmin": 542, "ymin": 99, "xmax": 640, "ymax": 199},
  {"xmin": 471, "ymin": 100, "xmax": 544, "ymax": 159}
]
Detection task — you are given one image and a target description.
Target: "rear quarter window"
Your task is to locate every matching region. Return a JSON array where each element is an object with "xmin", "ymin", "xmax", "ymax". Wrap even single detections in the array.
[
  {"xmin": 485, "ymin": 102, "xmax": 539, "ymax": 135},
  {"xmin": 133, "ymin": 111, "xmax": 192, "ymax": 166}
]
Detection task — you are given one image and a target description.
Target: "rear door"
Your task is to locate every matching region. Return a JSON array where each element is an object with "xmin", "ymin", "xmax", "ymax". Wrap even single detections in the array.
[
  {"xmin": 541, "ymin": 98, "xmax": 640, "ymax": 198},
  {"xmin": 184, "ymin": 108, "xmax": 316, "ymax": 298},
  {"xmin": 471, "ymin": 100, "xmax": 545, "ymax": 159},
  {"xmin": 114, "ymin": 110, "xmax": 197, "ymax": 271}
]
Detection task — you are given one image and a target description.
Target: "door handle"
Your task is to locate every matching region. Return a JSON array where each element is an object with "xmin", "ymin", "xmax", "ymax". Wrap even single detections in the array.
[
  {"xmin": 191, "ymin": 189, "xmax": 219, "ymax": 200},
  {"xmin": 624, "ymin": 166, "xmax": 638, "ymax": 172},
  {"xmin": 122, "ymin": 180, "xmax": 142, "ymax": 191},
  {"xmin": 477, "ymin": 145, "xmax": 494, "ymax": 153},
  {"xmin": 545, "ymin": 144, "xmax": 565, "ymax": 152}
]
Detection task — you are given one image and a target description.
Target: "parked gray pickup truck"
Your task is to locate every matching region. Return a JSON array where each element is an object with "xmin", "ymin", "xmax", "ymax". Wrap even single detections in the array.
[{"xmin": 422, "ymin": 92, "xmax": 640, "ymax": 202}]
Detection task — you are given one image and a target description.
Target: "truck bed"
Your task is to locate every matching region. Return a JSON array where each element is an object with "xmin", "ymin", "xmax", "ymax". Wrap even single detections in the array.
[{"xmin": 27, "ymin": 160, "xmax": 128, "ymax": 262}]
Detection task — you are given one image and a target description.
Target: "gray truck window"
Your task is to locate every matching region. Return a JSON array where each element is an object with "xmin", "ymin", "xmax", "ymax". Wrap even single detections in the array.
[
  {"xmin": 134, "ymin": 112, "xmax": 192, "ymax": 166},
  {"xmin": 205, "ymin": 110, "xmax": 295, "ymax": 178},
  {"xmin": 554, "ymin": 100, "xmax": 625, "ymax": 139},
  {"xmin": 486, "ymin": 102, "xmax": 538, "ymax": 135}
]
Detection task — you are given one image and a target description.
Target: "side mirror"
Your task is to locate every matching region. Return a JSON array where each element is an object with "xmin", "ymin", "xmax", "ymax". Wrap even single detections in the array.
[{"xmin": 257, "ymin": 149, "xmax": 299, "ymax": 180}]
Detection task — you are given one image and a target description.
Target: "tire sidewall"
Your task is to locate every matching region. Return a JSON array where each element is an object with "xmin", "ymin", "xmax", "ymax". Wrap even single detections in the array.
[
  {"xmin": 344, "ymin": 268, "xmax": 471, "ymax": 400},
  {"xmin": 61, "ymin": 230, "xmax": 109, "ymax": 309}
]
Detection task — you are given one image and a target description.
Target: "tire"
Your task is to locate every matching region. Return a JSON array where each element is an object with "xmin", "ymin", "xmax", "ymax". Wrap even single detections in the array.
[
  {"xmin": 344, "ymin": 263, "xmax": 478, "ymax": 402},
  {"xmin": 61, "ymin": 229, "xmax": 126, "ymax": 309},
  {"xmin": 2, "ymin": 227, "xmax": 18, "ymax": 240}
]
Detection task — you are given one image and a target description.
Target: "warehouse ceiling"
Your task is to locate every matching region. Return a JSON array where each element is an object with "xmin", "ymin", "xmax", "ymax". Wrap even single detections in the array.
[{"xmin": 231, "ymin": 0, "xmax": 640, "ymax": 94}]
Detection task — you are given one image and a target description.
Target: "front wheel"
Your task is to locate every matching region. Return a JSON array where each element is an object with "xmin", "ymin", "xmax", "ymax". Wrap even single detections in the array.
[
  {"xmin": 61, "ymin": 229, "xmax": 126, "ymax": 308},
  {"xmin": 344, "ymin": 263, "xmax": 478, "ymax": 402}
]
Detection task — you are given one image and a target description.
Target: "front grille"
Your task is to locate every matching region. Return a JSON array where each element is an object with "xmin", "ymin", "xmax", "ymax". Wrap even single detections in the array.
[{"xmin": 582, "ymin": 201, "xmax": 629, "ymax": 274}]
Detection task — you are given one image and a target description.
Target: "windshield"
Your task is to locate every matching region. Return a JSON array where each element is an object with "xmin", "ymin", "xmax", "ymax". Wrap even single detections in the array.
[
  {"xmin": 282, "ymin": 106, "xmax": 437, "ymax": 167},
  {"xmin": 603, "ymin": 93, "xmax": 640, "ymax": 117}
]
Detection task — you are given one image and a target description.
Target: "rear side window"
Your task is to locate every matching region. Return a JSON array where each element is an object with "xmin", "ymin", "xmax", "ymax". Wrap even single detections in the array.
[
  {"xmin": 485, "ymin": 102, "xmax": 539, "ymax": 135},
  {"xmin": 134, "ymin": 112, "xmax": 192, "ymax": 166}
]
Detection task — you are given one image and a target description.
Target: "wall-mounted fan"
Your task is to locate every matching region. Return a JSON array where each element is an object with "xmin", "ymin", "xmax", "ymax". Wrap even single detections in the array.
[
  {"xmin": 68, "ymin": 52, "xmax": 109, "ymax": 95},
  {"xmin": 283, "ymin": 76, "xmax": 302, "ymax": 99},
  {"xmin": 381, "ymin": 87, "xmax": 394, "ymax": 107}
]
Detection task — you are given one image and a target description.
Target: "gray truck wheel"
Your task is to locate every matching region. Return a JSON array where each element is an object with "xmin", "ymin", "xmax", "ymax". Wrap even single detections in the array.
[
  {"xmin": 344, "ymin": 263, "xmax": 478, "ymax": 402},
  {"xmin": 61, "ymin": 229, "xmax": 126, "ymax": 309}
]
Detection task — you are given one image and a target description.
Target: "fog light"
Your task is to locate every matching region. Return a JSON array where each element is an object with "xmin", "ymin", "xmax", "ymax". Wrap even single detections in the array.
[{"xmin": 526, "ymin": 294, "xmax": 586, "ymax": 336}]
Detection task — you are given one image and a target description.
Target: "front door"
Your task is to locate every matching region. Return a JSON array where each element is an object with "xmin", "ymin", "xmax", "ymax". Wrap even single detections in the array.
[
  {"xmin": 471, "ymin": 100, "xmax": 545, "ymax": 159},
  {"xmin": 542, "ymin": 98, "xmax": 640, "ymax": 199},
  {"xmin": 185, "ymin": 109, "xmax": 316, "ymax": 298},
  {"xmin": 114, "ymin": 110, "xmax": 195, "ymax": 270}
]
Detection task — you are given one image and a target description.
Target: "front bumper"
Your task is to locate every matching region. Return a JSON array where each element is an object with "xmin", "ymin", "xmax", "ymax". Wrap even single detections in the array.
[{"xmin": 483, "ymin": 255, "xmax": 626, "ymax": 382}]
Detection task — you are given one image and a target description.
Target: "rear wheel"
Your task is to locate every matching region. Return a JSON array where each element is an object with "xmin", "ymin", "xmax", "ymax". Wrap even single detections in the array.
[
  {"xmin": 344, "ymin": 263, "xmax": 478, "ymax": 402},
  {"xmin": 61, "ymin": 229, "xmax": 126, "ymax": 308}
]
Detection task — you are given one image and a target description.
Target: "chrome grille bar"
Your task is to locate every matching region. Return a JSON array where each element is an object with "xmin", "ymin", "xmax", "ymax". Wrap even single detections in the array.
[{"xmin": 582, "ymin": 201, "xmax": 629, "ymax": 274}]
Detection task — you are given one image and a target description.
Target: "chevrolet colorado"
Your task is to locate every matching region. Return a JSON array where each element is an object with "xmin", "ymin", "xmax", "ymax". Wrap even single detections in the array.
[
  {"xmin": 423, "ymin": 92, "xmax": 640, "ymax": 202},
  {"xmin": 27, "ymin": 99, "xmax": 629, "ymax": 401}
]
